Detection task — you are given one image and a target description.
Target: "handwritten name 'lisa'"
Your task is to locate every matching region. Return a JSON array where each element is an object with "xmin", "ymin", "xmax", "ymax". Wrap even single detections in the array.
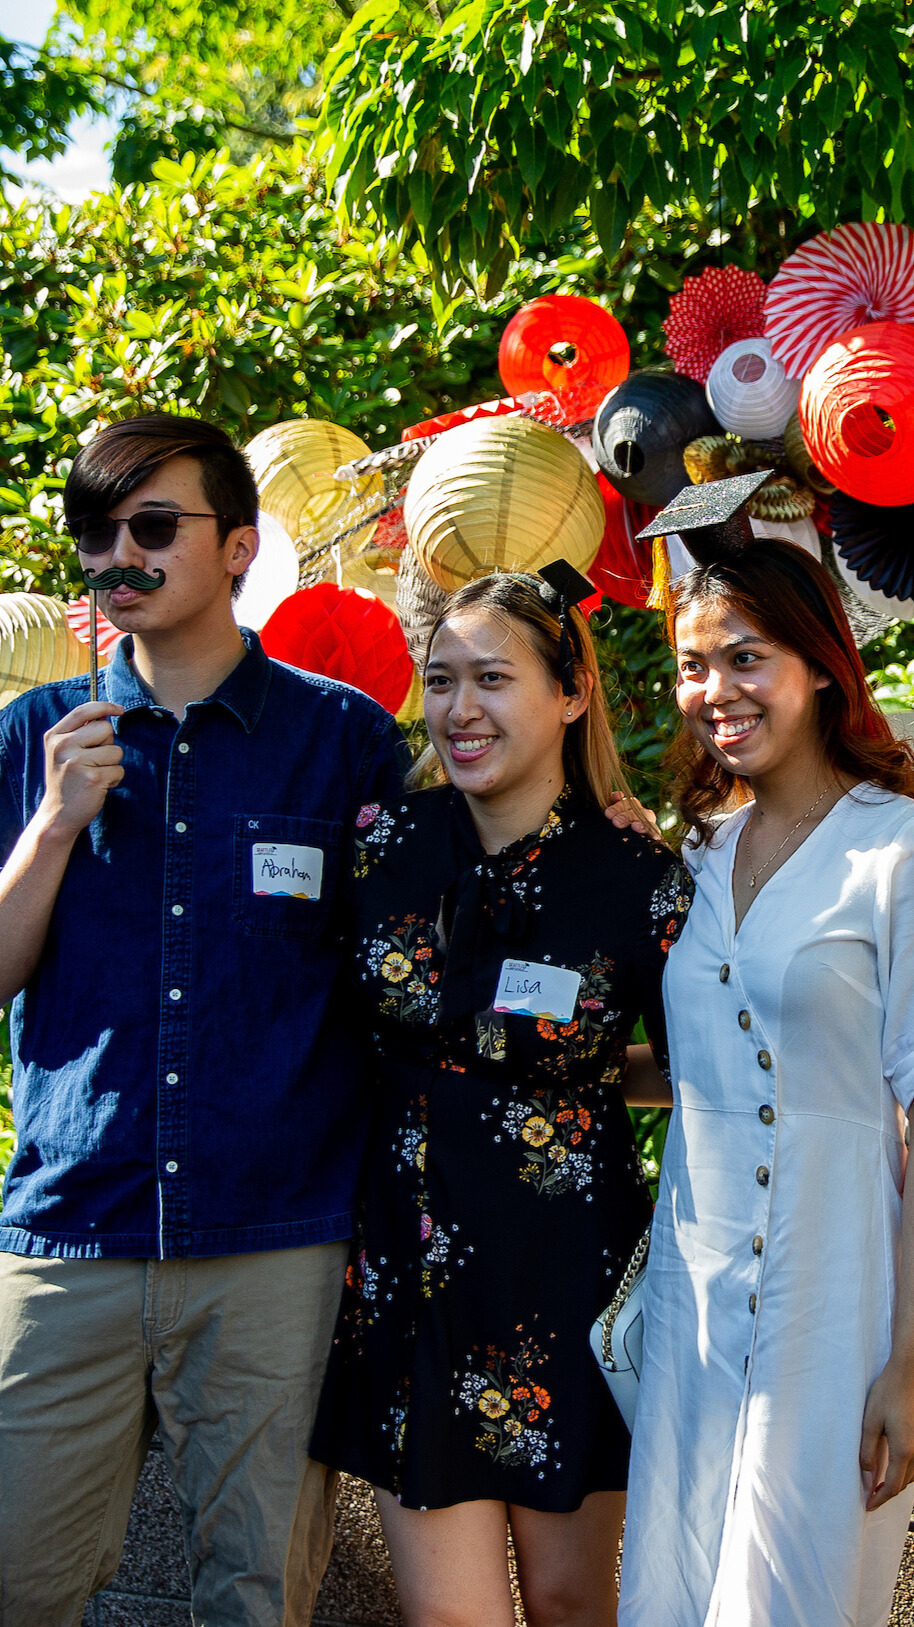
[
  {"xmin": 501, "ymin": 974, "xmax": 542, "ymax": 997},
  {"xmin": 257, "ymin": 856, "xmax": 312, "ymax": 883}
]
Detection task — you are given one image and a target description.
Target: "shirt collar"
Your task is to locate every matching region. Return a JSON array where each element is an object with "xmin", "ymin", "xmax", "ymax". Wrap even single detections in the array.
[{"xmin": 104, "ymin": 627, "xmax": 272, "ymax": 733}]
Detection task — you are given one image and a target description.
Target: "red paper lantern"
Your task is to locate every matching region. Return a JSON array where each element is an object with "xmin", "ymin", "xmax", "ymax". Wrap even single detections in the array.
[
  {"xmin": 798, "ymin": 321, "xmax": 914, "ymax": 507},
  {"xmin": 499, "ymin": 296, "xmax": 630, "ymax": 397},
  {"xmin": 585, "ymin": 478, "xmax": 656, "ymax": 609},
  {"xmin": 261, "ymin": 583, "xmax": 413, "ymax": 714}
]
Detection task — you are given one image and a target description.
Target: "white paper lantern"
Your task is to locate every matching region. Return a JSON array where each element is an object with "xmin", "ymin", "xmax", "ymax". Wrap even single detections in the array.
[
  {"xmin": 705, "ymin": 337, "xmax": 801, "ymax": 439},
  {"xmin": 233, "ymin": 513, "xmax": 301, "ymax": 631}
]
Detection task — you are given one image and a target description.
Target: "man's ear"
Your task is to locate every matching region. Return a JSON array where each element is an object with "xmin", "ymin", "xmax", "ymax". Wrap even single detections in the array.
[{"xmin": 227, "ymin": 523, "xmax": 259, "ymax": 579}]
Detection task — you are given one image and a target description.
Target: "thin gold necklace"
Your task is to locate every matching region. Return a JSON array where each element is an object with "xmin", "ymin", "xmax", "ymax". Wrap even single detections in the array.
[{"xmin": 746, "ymin": 788, "xmax": 828, "ymax": 890}]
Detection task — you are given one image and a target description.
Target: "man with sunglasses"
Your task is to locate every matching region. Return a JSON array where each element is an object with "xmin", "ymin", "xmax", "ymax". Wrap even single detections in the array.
[{"xmin": 0, "ymin": 414, "xmax": 408, "ymax": 1626}]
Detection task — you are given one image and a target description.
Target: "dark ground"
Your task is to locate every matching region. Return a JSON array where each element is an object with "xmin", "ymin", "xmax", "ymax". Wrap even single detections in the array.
[{"xmin": 79, "ymin": 1439, "xmax": 914, "ymax": 1626}]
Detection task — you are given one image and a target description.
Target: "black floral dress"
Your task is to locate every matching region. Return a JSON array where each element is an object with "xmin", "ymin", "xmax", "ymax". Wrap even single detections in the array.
[{"xmin": 311, "ymin": 783, "xmax": 691, "ymax": 1512}]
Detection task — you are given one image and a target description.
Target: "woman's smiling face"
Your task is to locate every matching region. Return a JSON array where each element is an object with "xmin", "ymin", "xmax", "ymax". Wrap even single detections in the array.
[
  {"xmin": 674, "ymin": 596, "xmax": 830, "ymax": 784},
  {"xmin": 423, "ymin": 606, "xmax": 581, "ymax": 804}
]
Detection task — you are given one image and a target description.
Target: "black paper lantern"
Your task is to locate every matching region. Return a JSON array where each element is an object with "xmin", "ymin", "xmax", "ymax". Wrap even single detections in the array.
[
  {"xmin": 592, "ymin": 371, "xmax": 721, "ymax": 505},
  {"xmin": 830, "ymin": 492, "xmax": 914, "ymax": 604}
]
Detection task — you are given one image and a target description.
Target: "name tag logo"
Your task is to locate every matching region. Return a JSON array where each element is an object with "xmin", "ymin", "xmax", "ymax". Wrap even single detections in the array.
[
  {"xmin": 494, "ymin": 959, "xmax": 581, "ymax": 1022},
  {"xmin": 252, "ymin": 843, "xmax": 323, "ymax": 901}
]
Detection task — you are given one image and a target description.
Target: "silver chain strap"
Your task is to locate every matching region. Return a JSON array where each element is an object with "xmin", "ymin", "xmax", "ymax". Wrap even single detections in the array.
[{"xmin": 599, "ymin": 1225, "xmax": 651, "ymax": 1368}]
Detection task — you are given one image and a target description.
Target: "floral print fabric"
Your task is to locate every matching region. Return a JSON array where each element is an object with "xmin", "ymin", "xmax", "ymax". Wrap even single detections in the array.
[{"xmin": 311, "ymin": 785, "xmax": 691, "ymax": 1512}]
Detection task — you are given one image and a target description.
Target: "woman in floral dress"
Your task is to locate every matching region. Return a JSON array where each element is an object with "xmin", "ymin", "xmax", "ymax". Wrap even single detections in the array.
[{"xmin": 311, "ymin": 572, "xmax": 690, "ymax": 1627}]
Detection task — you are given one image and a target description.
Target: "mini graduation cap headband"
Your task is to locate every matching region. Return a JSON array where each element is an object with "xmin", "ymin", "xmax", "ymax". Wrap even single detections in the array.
[
  {"xmin": 636, "ymin": 468, "xmax": 772, "ymax": 610},
  {"xmin": 636, "ymin": 468, "xmax": 834, "ymax": 621},
  {"xmin": 520, "ymin": 559, "xmax": 595, "ymax": 696}
]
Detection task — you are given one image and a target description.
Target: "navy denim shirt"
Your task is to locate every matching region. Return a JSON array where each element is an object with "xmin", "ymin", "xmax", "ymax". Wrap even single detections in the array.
[{"xmin": 0, "ymin": 631, "xmax": 408, "ymax": 1259}]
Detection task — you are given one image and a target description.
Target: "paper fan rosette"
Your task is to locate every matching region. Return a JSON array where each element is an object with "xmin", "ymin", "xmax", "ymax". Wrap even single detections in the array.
[
  {"xmin": 663, "ymin": 266, "xmax": 767, "ymax": 385},
  {"xmin": 65, "ymin": 597, "xmax": 124, "ymax": 661},
  {"xmin": 765, "ymin": 222, "xmax": 914, "ymax": 380}
]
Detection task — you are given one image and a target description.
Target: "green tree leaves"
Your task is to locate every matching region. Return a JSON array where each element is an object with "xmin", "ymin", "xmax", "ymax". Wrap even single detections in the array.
[{"xmin": 321, "ymin": 0, "xmax": 914, "ymax": 288}]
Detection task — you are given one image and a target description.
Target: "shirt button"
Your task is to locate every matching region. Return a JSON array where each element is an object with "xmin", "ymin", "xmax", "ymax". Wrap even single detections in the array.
[
  {"xmin": 172, "ymin": 904, "xmax": 184, "ymax": 916},
  {"xmin": 759, "ymin": 1104, "xmax": 775, "ymax": 1125},
  {"xmin": 757, "ymin": 1049, "xmax": 772, "ymax": 1070},
  {"xmin": 749, "ymin": 1293, "xmax": 757, "ymax": 1313},
  {"xmin": 756, "ymin": 1165, "xmax": 770, "ymax": 1186},
  {"xmin": 166, "ymin": 1071, "xmax": 179, "ymax": 1084},
  {"xmin": 169, "ymin": 988, "xmax": 182, "ymax": 1002},
  {"xmin": 175, "ymin": 821, "xmax": 187, "ymax": 833},
  {"xmin": 719, "ymin": 963, "xmax": 730, "ymax": 983},
  {"xmin": 738, "ymin": 1010, "xmax": 751, "ymax": 1030},
  {"xmin": 165, "ymin": 1160, "xmax": 179, "ymax": 1174},
  {"xmin": 178, "ymin": 742, "xmax": 190, "ymax": 754},
  {"xmin": 752, "ymin": 1235, "xmax": 764, "ymax": 1256}
]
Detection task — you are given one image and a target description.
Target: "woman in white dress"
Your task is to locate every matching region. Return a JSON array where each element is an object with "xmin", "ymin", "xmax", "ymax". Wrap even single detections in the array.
[{"xmin": 618, "ymin": 536, "xmax": 914, "ymax": 1627}]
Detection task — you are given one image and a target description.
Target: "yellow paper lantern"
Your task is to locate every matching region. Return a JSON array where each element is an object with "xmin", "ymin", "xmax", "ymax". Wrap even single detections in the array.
[
  {"xmin": 337, "ymin": 547, "xmax": 401, "ymax": 606},
  {"xmin": 0, "ymin": 594, "xmax": 89, "ymax": 709},
  {"xmin": 403, "ymin": 416, "xmax": 605, "ymax": 592},
  {"xmin": 395, "ymin": 665, "xmax": 426, "ymax": 724},
  {"xmin": 244, "ymin": 418, "xmax": 384, "ymax": 561}
]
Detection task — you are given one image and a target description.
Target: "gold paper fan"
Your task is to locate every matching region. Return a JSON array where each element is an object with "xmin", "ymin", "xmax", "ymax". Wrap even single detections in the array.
[
  {"xmin": 747, "ymin": 479, "xmax": 816, "ymax": 522},
  {"xmin": 682, "ymin": 435, "xmax": 733, "ymax": 484},
  {"xmin": 403, "ymin": 416, "xmax": 604, "ymax": 593},
  {"xmin": 244, "ymin": 418, "xmax": 384, "ymax": 563},
  {"xmin": 783, "ymin": 411, "xmax": 836, "ymax": 498},
  {"xmin": 0, "ymin": 594, "xmax": 89, "ymax": 709}
]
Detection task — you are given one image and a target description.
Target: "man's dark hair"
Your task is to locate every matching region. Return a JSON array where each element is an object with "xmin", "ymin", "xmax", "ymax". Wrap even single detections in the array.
[{"xmin": 64, "ymin": 414, "xmax": 259, "ymax": 600}]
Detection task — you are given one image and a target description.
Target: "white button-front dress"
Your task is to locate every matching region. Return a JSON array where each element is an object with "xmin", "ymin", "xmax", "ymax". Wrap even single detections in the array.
[{"xmin": 619, "ymin": 785, "xmax": 914, "ymax": 1627}]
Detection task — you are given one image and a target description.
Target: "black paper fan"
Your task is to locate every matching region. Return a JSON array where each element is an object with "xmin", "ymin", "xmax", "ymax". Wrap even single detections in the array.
[{"xmin": 829, "ymin": 492, "xmax": 914, "ymax": 604}]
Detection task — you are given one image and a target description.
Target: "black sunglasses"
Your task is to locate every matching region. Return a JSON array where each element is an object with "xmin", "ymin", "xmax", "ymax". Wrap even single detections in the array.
[{"xmin": 69, "ymin": 510, "xmax": 231, "ymax": 555}]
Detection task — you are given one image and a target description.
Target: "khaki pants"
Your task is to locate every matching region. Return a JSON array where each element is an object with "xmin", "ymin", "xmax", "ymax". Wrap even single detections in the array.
[{"xmin": 0, "ymin": 1242, "xmax": 348, "ymax": 1627}]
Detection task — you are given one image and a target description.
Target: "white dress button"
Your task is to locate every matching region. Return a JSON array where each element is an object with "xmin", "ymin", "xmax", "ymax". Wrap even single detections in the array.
[
  {"xmin": 178, "ymin": 742, "xmax": 190, "ymax": 754},
  {"xmin": 165, "ymin": 1160, "xmax": 179, "ymax": 1174},
  {"xmin": 172, "ymin": 904, "xmax": 184, "ymax": 916},
  {"xmin": 175, "ymin": 821, "xmax": 187, "ymax": 833},
  {"xmin": 169, "ymin": 988, "xmax": 182, "ymax": 1001},
  {"xmin": 166, "ymin": 1071, "xmax": 179, "ymax": 1084}
]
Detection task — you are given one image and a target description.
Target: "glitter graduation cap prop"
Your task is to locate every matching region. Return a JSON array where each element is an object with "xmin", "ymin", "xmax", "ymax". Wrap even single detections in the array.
[
  {"xmin": 535, "ymin": 558, "xmax": 596, "ymax": 695},
  {"xmin": 635, "ymin": 467, "xmax": 774, "ymax": 609}
]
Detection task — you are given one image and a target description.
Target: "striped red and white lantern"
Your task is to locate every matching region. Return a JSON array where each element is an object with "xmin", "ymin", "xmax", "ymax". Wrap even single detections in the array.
[{"xmin": 764, "ymin": 222, "xmax": 914, "ymax": 380}]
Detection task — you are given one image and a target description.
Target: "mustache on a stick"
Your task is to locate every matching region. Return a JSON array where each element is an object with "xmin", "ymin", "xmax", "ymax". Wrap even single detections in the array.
[{"xmin": 82, "ymin": 565, "xmax": 167, "ymax": 592}]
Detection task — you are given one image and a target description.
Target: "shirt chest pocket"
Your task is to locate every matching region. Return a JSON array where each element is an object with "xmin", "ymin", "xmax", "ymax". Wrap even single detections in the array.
[{"xmin": 232, "ymin": 814, "xmax": 342, "ymax": 940}]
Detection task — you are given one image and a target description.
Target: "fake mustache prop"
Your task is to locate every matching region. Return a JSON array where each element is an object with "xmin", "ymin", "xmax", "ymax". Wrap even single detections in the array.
[
  {"xmin": 81, "ymin": 566, "xmax": 166, "ymax": 702},
  {"xmin": 82, "ymin": 565, "xmax": 167, "ymax": 592}
]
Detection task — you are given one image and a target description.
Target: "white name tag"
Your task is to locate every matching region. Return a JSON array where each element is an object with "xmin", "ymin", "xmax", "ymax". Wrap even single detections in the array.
[
  {"xmin": 494, "ymin": 959, "xmax": 581, "ymax": 1022},
  {"xmin": 251, "ymin": 843, "xmax": 323, "ymax": 900}
]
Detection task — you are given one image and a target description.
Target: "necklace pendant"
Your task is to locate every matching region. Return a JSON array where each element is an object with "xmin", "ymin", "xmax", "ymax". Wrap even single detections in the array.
[{"xmin": 749, "ymin": 876, "xmax": 756, "ymax": 889}]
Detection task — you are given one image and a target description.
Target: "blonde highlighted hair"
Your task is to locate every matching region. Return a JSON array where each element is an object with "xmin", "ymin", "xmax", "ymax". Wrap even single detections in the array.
[{"xmin": 409, "ymin": 573, "xmax": 632, "ymax": 810}]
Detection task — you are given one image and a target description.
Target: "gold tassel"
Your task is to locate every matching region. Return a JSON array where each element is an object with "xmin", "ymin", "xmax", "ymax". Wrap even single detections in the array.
[{"xmin": 646, "ymin": 535, "xmax": 672, "ymax": 610}]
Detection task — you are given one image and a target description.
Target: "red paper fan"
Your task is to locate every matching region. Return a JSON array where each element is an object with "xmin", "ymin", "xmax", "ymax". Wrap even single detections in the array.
[
  {"xmin": 261, "ymin": 583, "xmax": 413, "ymax": 714},
  {"xmin": 65, "ymin": 597, "xmax": 124, "ymax": 660},
  {"xmin": 765, "ymin": 222, "xmax": 914, "ymax": 380},
  {"xmin": 401, "ymin": 397, "xmax": 524, "ymax": 442},
  {"xmin": 663, "ymin": 266, "xmax": 767, "ymax": 385}
]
